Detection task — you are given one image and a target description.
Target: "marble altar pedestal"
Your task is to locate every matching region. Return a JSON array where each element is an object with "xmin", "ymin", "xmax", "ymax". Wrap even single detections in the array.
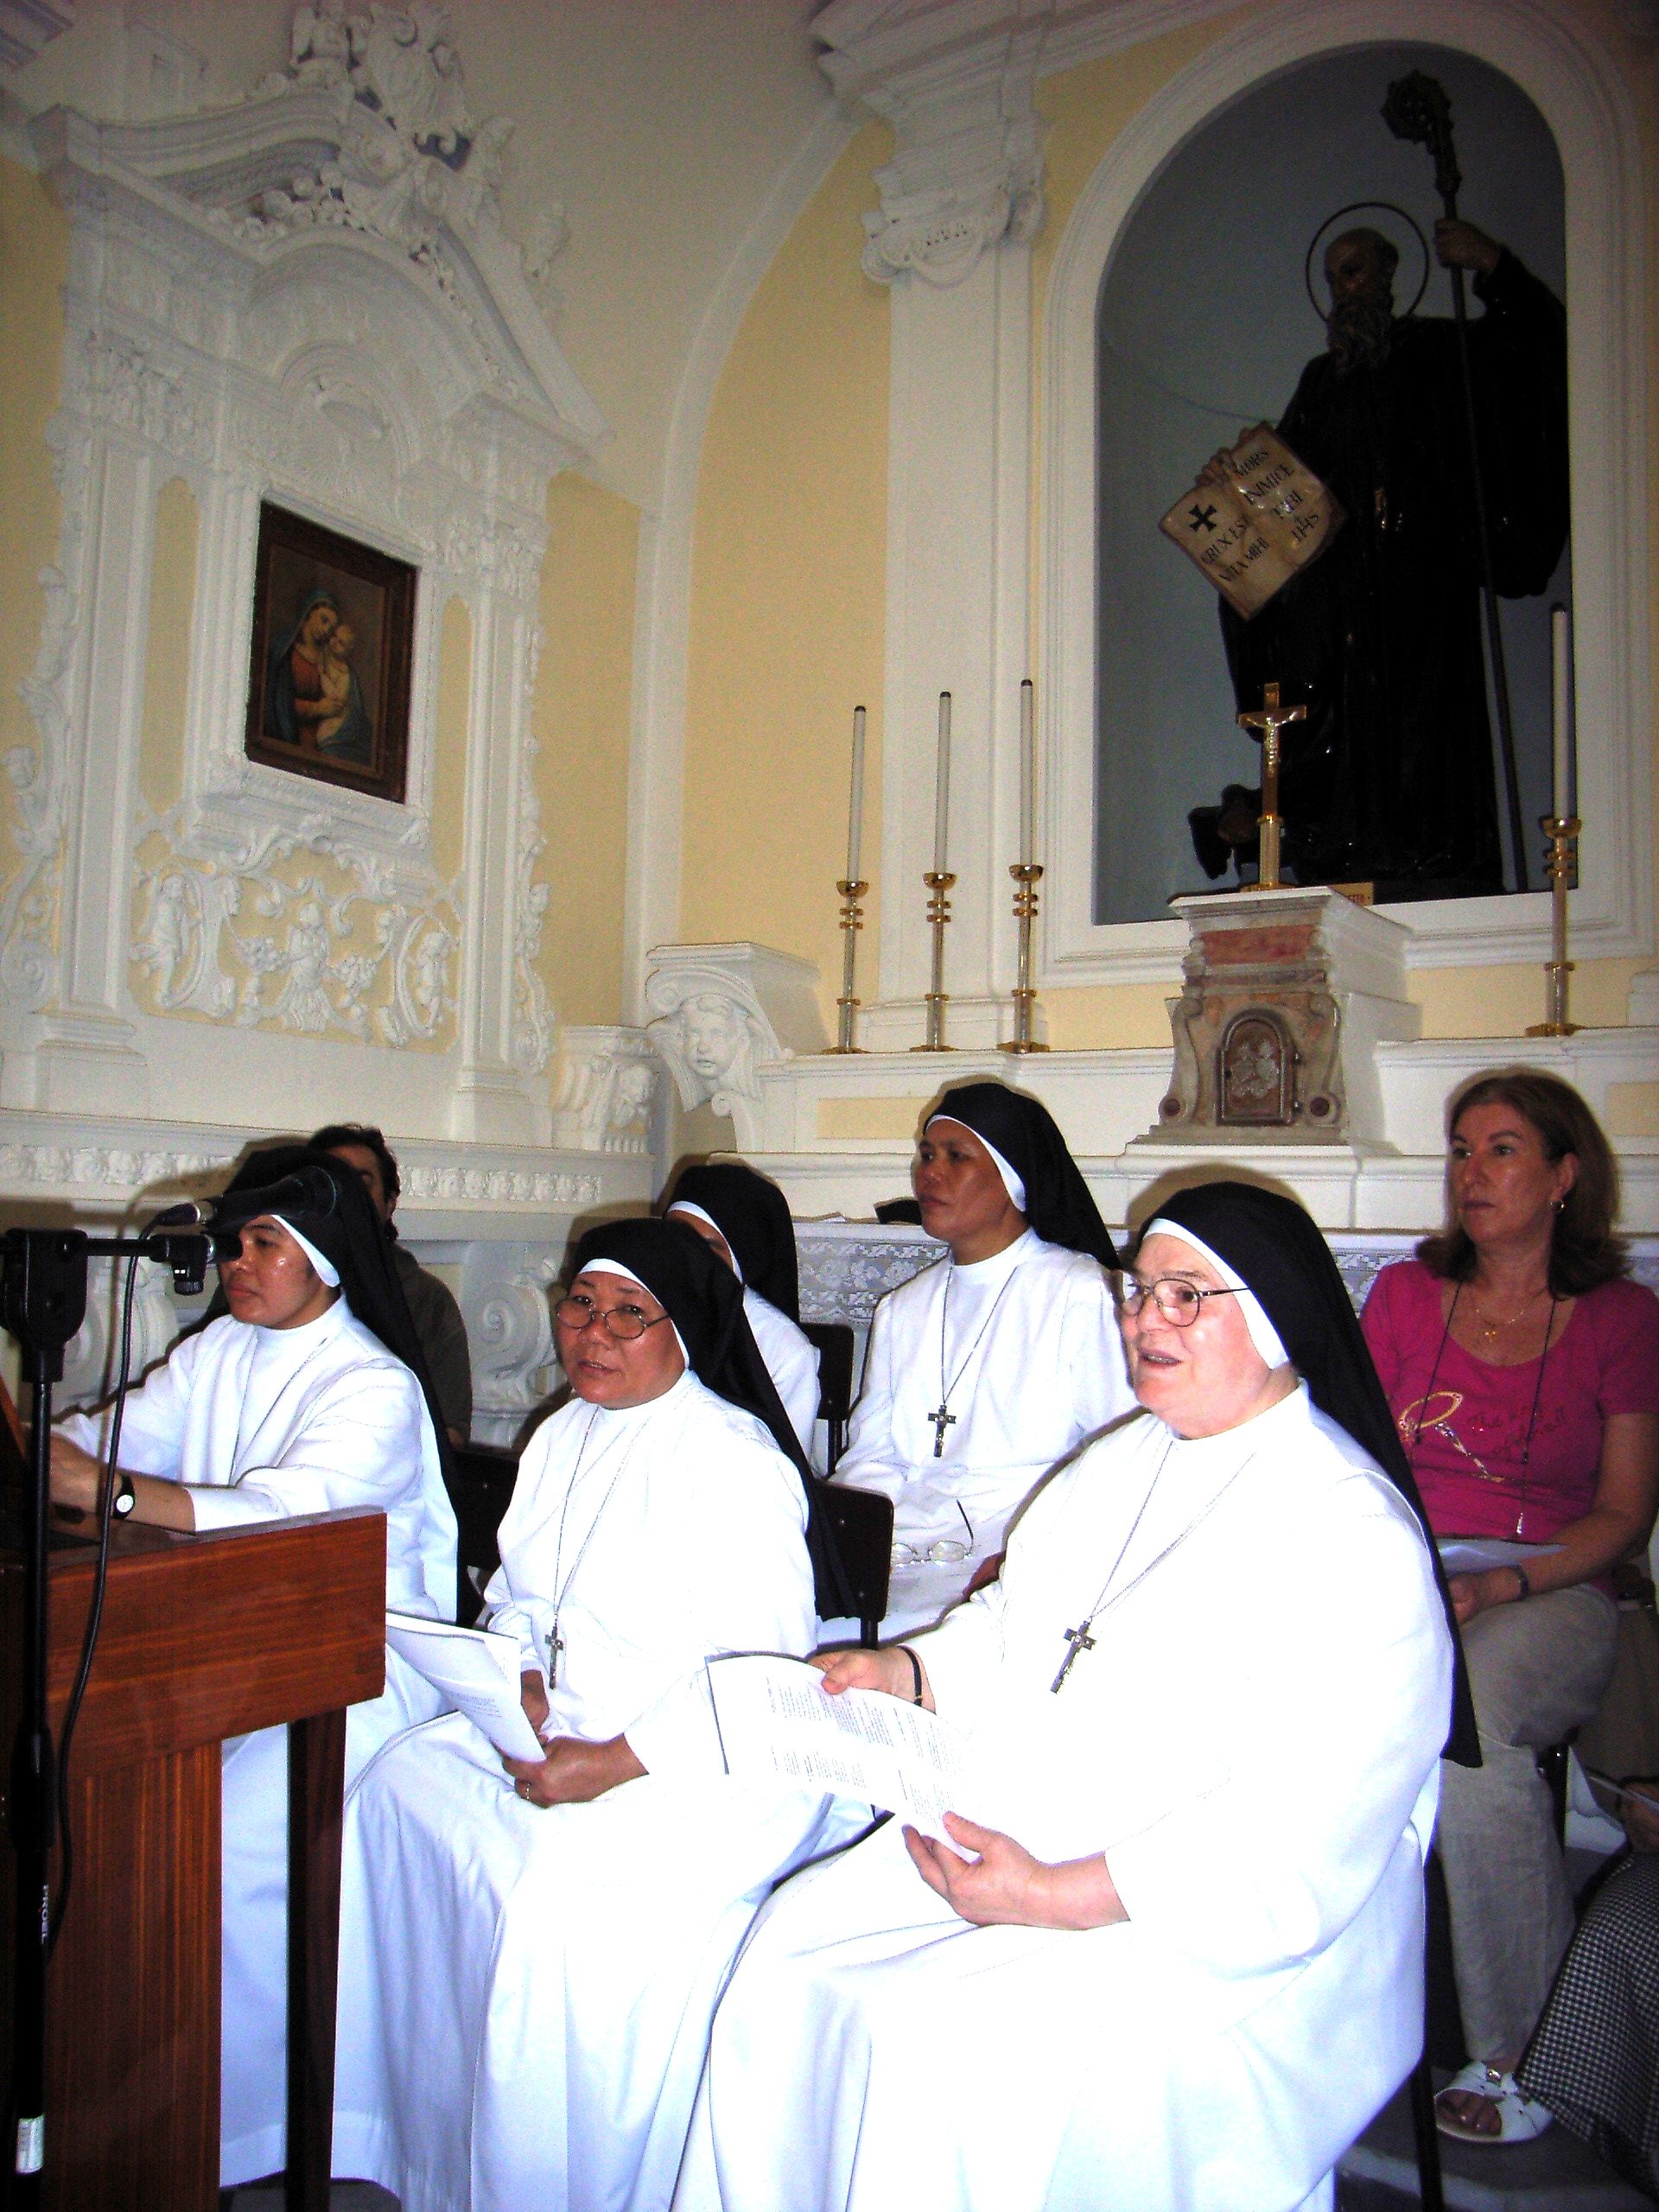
[{"xmin": 1145, "ymin": 885, "xmax": 1418, "ymax": 1147}]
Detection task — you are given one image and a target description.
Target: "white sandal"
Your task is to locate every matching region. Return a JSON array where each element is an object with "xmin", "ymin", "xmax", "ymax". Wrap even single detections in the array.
[{"xmin": 1433, "ymin": 2060, "xmax": 1554, "ymax": 2145}]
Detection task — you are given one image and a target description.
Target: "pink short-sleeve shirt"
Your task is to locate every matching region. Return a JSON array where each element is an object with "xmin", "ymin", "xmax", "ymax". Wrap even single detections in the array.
[{"xmin": 1361, "ymin": 1260, "xmax": 1659, "ymax": 1545}]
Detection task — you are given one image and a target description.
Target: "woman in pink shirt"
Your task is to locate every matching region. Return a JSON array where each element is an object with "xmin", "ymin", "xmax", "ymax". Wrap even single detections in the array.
[{"xmin": 1363, "ymin": 1069, "xmax": 1659, "ymax": 2146}]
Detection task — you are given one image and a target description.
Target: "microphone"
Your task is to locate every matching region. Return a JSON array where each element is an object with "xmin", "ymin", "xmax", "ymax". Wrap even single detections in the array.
[
  {"xmin": 209, "ymin": 1166, "xmax": 340, "ymax": 1236},
  {"xmin": 135, "ymin": 1201, "xmax": 214, "ymax": 1295},
  {"xmin": 142, "ymin": 1198, "xmax": 215, "ymax": 1232}
]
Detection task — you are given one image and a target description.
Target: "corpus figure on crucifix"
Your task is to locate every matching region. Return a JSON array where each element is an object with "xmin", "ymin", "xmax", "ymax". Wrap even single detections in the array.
[
  {"xmin": 1193, "ymin": 194, "xmax": 1566, "ymax": 895},
  {"xmin": 830, "ymin": 1082, "xmax": 1133, "ymax": 1637}
]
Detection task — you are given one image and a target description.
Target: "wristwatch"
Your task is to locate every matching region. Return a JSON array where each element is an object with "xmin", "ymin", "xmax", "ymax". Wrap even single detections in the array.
[{"xmin": 111, "ymin": 1471, "xmax": 137, "ymax": 1520}]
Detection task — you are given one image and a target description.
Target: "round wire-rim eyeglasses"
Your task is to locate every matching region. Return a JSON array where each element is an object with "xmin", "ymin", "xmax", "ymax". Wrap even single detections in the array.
[
  {"xmin": 1121, "ymin": 1277, "xmax": 1243, "ymax": 1327},
  {"xmin": 554, "ymin": 1294, "xmax": 674, "ymax": 1344}
]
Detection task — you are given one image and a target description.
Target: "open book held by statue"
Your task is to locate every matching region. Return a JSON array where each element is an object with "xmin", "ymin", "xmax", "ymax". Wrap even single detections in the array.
[{"xmin": 1160, "ymin": 426, "xmax": 1344, "ymax": 620}]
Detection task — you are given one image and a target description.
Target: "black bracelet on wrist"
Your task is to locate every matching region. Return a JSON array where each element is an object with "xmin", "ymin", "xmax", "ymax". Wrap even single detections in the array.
[
  {"xmin": 898, "ymin": 1645, "xmax": 924, "ymax": 1705},
  {"xmin": 1512, "ymin": 1563, "xmax": 1531, "ymax": 1602}
]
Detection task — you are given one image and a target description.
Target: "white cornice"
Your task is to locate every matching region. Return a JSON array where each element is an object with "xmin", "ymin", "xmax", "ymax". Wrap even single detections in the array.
[
  {"xmin": 814, "ymin": 0, "xmax": 1251, "ymax": 109},
  {"xmin": 0, "ymin": 0, "xmax": 73, "ymax": 77}
]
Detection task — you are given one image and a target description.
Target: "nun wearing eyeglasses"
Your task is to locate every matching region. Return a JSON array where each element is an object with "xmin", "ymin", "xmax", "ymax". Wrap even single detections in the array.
[
  {"xmin": 675, "ymin": 1184, "xmax": 1466, "ymax": 2212},
  {"xmin": 332, "ymin": 1217, "xmax": 858, "ymax": 2212},
  {"xmin": 48, "ymin": 1143, "xmax": 459, "ymax": 2189},
  {"xmin": 833, "ymin": 1081, "xmax": 1134, "ymax": 1630},
  {"xmin": 665, "ymin": 1158, "xmax": 820, "ymax": 1458}
]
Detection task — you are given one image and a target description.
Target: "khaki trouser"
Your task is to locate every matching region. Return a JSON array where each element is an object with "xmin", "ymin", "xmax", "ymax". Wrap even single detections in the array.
[{"xmin": 1436, "ymin": 1582, "xmax": 1618, "ymax": 2061}]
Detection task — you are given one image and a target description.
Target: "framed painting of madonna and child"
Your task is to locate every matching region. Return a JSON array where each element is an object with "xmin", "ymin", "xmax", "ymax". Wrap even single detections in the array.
[{"xmin": 243, "ymin": 502, "xmax": 416, "ymax": 804}]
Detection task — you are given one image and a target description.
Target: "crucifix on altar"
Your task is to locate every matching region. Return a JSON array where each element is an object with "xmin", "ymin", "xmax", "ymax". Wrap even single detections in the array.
[{"xmin": 1236, "ymin": 680, "xmax": 1306, "ymax": 891}]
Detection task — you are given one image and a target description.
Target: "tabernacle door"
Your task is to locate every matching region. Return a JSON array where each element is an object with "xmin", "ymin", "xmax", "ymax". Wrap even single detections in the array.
[{"xmin": 0, "ymin": 1507, "xmax": 386, "ymax": 2212}]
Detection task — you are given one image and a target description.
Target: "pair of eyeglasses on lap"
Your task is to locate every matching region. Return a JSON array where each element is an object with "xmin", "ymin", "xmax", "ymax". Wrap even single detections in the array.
[
  {"xmin": 893, "ymin": 1503, "xmax": 975, "ymax": 1568},
  {"xmin": 1121, "ymin": 1278, "xmax": 1243, "ymax": 1326},
  {"xmin": 553, "ymin": 1294, "xmax": 674, "ymax": 1343}
]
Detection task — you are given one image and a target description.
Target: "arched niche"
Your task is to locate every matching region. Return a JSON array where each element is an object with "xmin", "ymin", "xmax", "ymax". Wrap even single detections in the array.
[{"xmin": 1040, "ymin": 0, "xmax": 1651, "ymax": 986}]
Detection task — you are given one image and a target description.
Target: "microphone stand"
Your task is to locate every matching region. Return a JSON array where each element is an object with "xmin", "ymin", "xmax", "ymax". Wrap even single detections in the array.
[{"xmin": 3, "ymin": 1219, "xmax": 207, "ymax": 2197}]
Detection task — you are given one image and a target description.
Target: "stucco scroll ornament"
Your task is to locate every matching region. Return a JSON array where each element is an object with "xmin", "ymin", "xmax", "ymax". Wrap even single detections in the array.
[
  {"xmin": 78, "ymin": 334, "xmax": 209, "ymax": 464},
  {"xmin": 59, "ymin": 1256, "xmax": 189, "ymax": 1413},
  {"xmin": 237, "ymin": 881, "xmax": 461, "ymax": 1038},
  {"xmin": 550, "ymin": 1027, "xmax": 658, "ymax": 1156},
  {"xmin": 645, "ymin": 975, "xmax": 781, "ymax": 1141},
  {"xmin": 132, "ymin": 868, "xmax": 240, "ymax": 1018},
  {"xmin": 129, "ymin": 817, "xmax": 460, "ymax": 1045},
  {"xmin": 399, "ymin": 1165, "xmax": 598, "ymax": 1207},
  {"xmin": 283, "ymin": 1, "xmax": 475, "ymax": 151},
  {"xmin": 238, "ymin": 4, "xmax": 500, "ymax": 261},
  {"xmin": 472, "ymin": 1256, "xmax": 563, "ymax": 1426},
  {"xmin": 5, "ymin": 450, "xmax": 86, "ymax": 1014},
  {"xmin": 0, "ymin": 743, "xmax": 61, "ymax": 1013},
  {"xmin": 861, "ymin": 154, "xmax": 1044, "ymax": 289},
  {"xmin": 509, "ymin": 628, "xmax": 555, "ymax": 1077}
]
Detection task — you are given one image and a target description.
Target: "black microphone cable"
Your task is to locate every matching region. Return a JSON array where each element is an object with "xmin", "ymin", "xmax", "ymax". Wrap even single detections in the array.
[{"xmin": 46, "ymin": 1245, "xmax": 144, "ymax": 1959}]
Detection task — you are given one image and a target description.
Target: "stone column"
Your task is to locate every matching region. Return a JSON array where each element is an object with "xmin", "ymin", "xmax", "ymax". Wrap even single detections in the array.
[{"xmin": 818, "ymin": 5, "xmax": 1048, "ymax": 1045}]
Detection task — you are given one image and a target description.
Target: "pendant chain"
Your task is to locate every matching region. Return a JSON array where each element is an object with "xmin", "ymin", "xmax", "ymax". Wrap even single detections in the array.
[
  {"xmin": 544, "ymin": 1405, "xmax": 659, "ymax": 1688},
  {"xmin": 1407, "ymin": 1282, "xmax": 1558, "ymax": 1541},
  {"xmin": 1052, "ymin": 1445, "xmax": 1253, "ymax": 1693},
  {"xmin": 927, "ymin": 1257, "xmax": 1025, "ymax": 1458},
  {"xmin": 1466, "ymin": 1282, "xmax": 1548, "ymax": 1346}
]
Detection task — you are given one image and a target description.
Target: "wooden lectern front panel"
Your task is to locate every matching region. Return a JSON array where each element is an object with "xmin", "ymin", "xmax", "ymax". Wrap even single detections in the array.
[
  {"xmin": 41, "ymin": 1744, "xmax": 222, "ymax": 2210},
  {"xmin": 1, "ymin": 1510, "xmax": 387, "ymax": 2212}
]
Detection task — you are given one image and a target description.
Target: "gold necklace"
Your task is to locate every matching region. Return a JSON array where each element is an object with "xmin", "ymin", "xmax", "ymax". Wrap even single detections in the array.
[{"xmin": 1467, "ymin": 1283, "xmax": 1547, "ymax": 1346}]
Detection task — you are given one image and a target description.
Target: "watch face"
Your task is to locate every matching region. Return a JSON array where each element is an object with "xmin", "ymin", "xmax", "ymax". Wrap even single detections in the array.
[{"xmin": 113, "ymin": 1478, "xmax": 137, "ymax": 1517}]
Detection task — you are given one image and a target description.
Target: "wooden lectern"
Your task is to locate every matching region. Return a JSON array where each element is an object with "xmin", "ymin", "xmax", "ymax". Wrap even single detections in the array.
[{"xmin": 0, "ymin": 1504, "xmax": 386, "ymax": 2211}]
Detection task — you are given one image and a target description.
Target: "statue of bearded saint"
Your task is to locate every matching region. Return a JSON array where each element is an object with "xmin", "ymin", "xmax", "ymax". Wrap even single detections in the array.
[{"xmin": 1190, "ymin": 216, "xmax": 1567, "ymax": 899}]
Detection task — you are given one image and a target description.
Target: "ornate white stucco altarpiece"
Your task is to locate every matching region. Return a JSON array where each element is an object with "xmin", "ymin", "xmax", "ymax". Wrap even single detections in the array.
[
  {"xmin": 0, "ymin": 12, "xmax": 659, "ymax": 1442},
  {"xmin": 4, "ymin": 14, "xmax": 605, "ymax": 1140}
]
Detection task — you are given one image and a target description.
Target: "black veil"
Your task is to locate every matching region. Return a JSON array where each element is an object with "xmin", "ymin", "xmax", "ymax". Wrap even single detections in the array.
[{"xmin": 1147, "ymin": 1182, "xmax": 1477, "ymax": 1765}]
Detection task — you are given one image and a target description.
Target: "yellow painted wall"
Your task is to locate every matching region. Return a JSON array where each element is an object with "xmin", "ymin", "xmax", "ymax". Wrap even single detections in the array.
[
  {"xmin": 0, "ymin": 155, "xmax": 69, "ymax": 941},
  {"xmin": 535, "ymin": 470, "xmax": 639, "ymax": 1027},
  {"xmin": 680, "ymin": 124, "xmax": 891, "ymax": 1022}
]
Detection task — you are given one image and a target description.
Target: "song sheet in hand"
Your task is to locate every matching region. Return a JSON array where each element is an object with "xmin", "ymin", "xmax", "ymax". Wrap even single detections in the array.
[
  {"xmin": 1435, "ymin": 1538, "xmax": 1563, "ymax": 1578},
  {"xmin": 385, "ymin": 1609, "xmax": 545, "ymax": 1761},
  {"xmin": 706, "ymin": 1653, "xmax": 971, "ymax": 1845}
]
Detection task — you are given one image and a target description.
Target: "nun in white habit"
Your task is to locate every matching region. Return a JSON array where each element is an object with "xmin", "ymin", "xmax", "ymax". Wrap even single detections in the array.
[
  {"xmin": 50, "ymin": 1142, "xmax": 459, "ymax": 2187},
  {"xmin": 677, "ymin": 1183, "xmax": 1464, "ymax": 2212},
  {"xmin": 833, "ymin": 1081, "xmax": 1135, "ymax": 1630},
  {"xmin": 331, "ymin": 1217, "xmax": 860, "ymax": 2212},
  {"xmin": 665, "ymin": 1157, "xmax": 820, "ymax": 1459}
]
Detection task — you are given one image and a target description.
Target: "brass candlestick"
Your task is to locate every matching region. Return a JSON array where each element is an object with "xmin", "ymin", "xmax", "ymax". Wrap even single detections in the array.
[
  {"xmin": 911, "ymin": 870, "xmax": 957, "ymax": 1052},
  {"xmin": 999, "ymin": 862, "xmax": 1048, "ymax": 1054},
  {"xmin": 1526, "ymin": 815, "xmax": 1581, "ymax": 1036},
  {"xmin": 827, "ymin": 880, "xmax": 868, "ymax": 1053},
  {"xmin": 1237, "ymin": 681, "xmax": 1306, "ymax": 893}
]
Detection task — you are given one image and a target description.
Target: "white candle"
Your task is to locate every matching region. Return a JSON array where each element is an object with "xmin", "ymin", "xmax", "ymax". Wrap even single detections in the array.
[
  {"xmin": 1550, "ymin": 606, "xmax": 1571, "ymax": 821},
  {"xmin": 1019, "ymin": 679, "xmax": 1035, "ymax": 865},
  {"xmin": 932, "ymin": 691, "xmax": 952, "ymax": 874},
  {"xmin": 845, "ymin": 705, "xmax": 866, "ymax": 883}
]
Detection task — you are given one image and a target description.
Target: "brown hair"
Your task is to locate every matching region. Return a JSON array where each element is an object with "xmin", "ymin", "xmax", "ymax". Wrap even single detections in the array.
[
  {"xmin": 1417, "ymin": 1068, "xmax": 1627, "ymax": 1294},
  {"xmin": 308, "ymin": 1120, "xmax": 400, "ymax": 1209}
]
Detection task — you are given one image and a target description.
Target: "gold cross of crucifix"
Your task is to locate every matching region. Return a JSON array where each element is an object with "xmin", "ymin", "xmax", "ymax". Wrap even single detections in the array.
[
  {"xmin": 1236, "ymin": 680, "xmax": 1306, "ymax": 748},
  {"xmin": 1236, "ymin": 681, "xmax": 1306, "ymax": 891}
]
